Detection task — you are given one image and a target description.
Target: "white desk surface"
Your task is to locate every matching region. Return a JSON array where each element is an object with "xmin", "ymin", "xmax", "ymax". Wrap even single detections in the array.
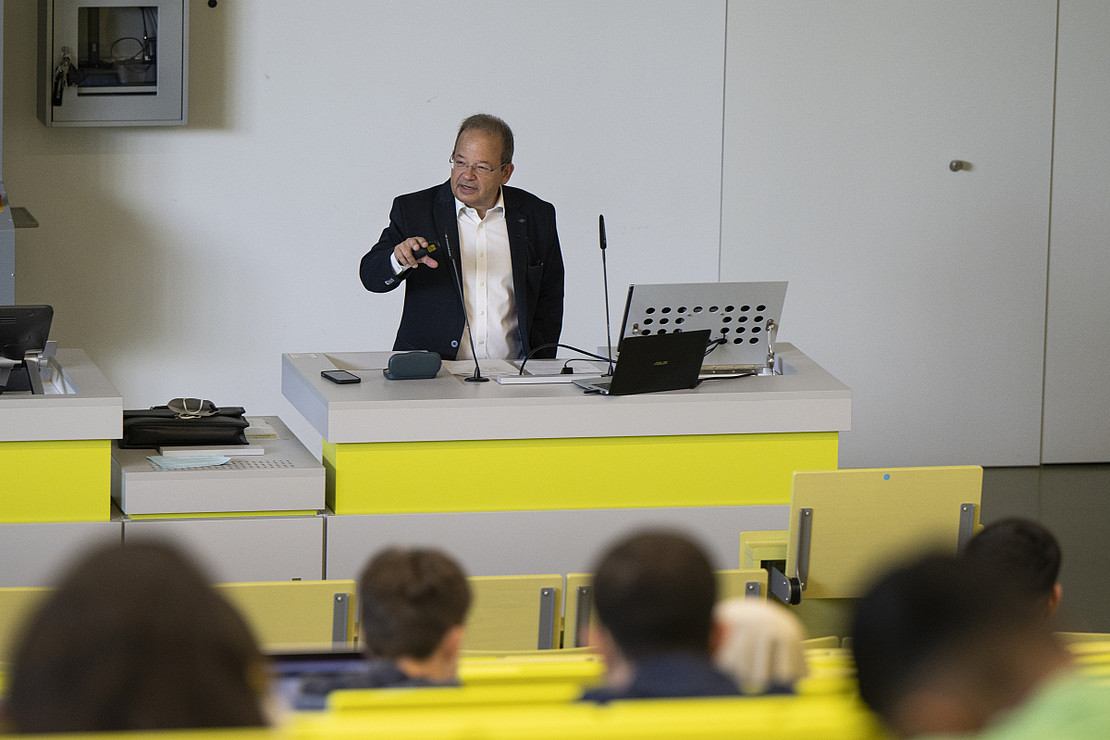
[
  {"xmin": 282, "ymin": 343, "xmax": 851, "ymax": 444},
  {"xmin": 0, "ymin": 348, "xmax": 123, "ymax": 442},
  {"xmin": 111, "ymin": 416, "xmax": 324, "ymax": 516}
]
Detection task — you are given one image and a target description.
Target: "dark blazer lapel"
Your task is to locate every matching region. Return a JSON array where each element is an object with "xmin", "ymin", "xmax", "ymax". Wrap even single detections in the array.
[
  {"xmin": 503, "ymin": 188, "xmax": 532, "ymax": 326},
  {"xmin": 433, "ymin": 181, "xmax": 462, "ymax": 271}
]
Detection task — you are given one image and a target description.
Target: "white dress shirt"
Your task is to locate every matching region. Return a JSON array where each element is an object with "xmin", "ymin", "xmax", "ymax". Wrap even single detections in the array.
[
  {"xmin": 386, "ymin": 191, "xmax": 520, "ymax": 359},
  {"xmin": 453, "ymin": 192, "xmax": 519, "ymax": 360}
]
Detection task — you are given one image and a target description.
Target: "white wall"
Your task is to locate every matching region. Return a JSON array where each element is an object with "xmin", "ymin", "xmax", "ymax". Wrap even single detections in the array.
[
  {"xmin": 4, "ymin": 1, "xmax": 726, "ymax": 453},
  {"xmin": 720, "ymin": 1, "xmax": 1056, "ymax": 468},
  {"xmin": 4, "ymin": 1, "xmax": 1105, "ymax": 468},
  {"xmin": 1042, "ymin": 0, "xmax": 1110, "ymax": 463}
]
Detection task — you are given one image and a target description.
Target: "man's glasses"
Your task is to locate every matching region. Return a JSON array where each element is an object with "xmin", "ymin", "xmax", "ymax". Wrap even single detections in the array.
[{"xmin": 450, "ymin": 159, "xmax": 505, "ymax": 176}]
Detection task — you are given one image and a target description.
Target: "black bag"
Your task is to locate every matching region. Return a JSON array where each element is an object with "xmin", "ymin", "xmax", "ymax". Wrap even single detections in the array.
[{"xmin": 119, "ymin": 398, "xmax": 250, "ymax": 449}]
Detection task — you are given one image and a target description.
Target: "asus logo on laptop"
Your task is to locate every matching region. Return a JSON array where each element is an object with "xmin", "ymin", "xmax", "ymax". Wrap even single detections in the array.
[{"xmin": 653, "ymin": 360, "xmax": 669, "ymax": 367}]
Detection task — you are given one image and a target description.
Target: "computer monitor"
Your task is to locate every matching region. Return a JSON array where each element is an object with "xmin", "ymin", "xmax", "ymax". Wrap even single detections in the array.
[{"xmin": 0, "ymin": 305, "xmax": 54, "ymax": 394}]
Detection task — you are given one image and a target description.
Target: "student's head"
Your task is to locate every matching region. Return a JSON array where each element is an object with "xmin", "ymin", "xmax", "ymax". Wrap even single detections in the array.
[
  {"xmin": 963, "ymin": 517, "xmax": 1062, "ymax": 616},
  {"xmin": 358, "ymin": 547, "xmax": 471, "ymax": 667},
  {"xmin": 591, "ymin": 529, "xmax": 718, "ymax": 662},
  {"xmin": 851, "ymin": 554, "xmax": 1070, "ymax": 738},
  {"xmin": 713, "ymin": 597, "xmax": 807, "ymax": 694},
  {"xmin": 4, "ymin": 540, "xmax": 267, "ymax": 733}
]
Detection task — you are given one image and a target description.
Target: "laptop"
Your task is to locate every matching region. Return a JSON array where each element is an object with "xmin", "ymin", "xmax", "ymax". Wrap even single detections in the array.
[{"xmin": 574, "ymin": 329, "xmax": 711, "ymax": 396}]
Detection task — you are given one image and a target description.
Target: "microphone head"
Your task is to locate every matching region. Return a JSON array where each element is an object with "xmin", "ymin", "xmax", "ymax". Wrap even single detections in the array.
[
  {"xmin": 599, "ymin": 214, "xmax": 607, "ymax": 251},
  {"xmin": 443, "ymin": 233, "xmax": 454, "ymax": 259}
]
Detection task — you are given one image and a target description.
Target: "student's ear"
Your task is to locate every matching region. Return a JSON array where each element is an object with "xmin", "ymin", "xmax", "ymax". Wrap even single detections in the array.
[
  {"xmin": 1047, "ymin": 583, "xmax": 1063, "ymax": 616},
  {"xmin": 588, "ymin": 624, "xmax": 619, "ymax": 664},
  {"xmin": 588, "ymin": 623, "xmax": 633, "ymax": 686},
  {"xmin": 709, "ymin": 617, "xmax": 726, "ymax": 656},
  {"xmin": 442, "ymin": 625, "xmax": 465, "ymax": 659},
  {"xmin": 587, "ymin": 623, "xmax": 608, "ymax": 651}
]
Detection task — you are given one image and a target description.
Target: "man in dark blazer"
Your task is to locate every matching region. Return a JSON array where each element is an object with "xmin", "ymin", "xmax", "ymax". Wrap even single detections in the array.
[{"xmin": 360, "ymin": 114, "xmax": 564, "ymax": 360}]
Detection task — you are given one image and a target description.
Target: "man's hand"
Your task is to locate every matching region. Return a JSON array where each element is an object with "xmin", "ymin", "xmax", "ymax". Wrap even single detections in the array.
[{"xmin": 393, "ymin": 237, "xmax": 439, "ymax": 270}]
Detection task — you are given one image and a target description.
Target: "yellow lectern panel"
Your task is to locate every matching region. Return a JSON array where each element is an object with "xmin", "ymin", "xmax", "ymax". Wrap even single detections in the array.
[
  {"xmin": 0, "ymin": 440, "xmax": 111, "ymax": 522},
  {"xmin": 324, "ymin": 432, "xmax": 838, "ymax": 514}
]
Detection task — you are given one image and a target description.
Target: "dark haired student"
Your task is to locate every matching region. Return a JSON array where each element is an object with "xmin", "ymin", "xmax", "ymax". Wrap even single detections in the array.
[
  {"xmin": 2, "ymin": 541, "xmax": 268, "ymax": 732},
  {"xmin": 581, "ymin": 529, "xmax": 741, "ymax": 702},
  {"xmin": 963, "ymin": 516, "xmax": 1063, "ymax": 618},
  {"xmin": 851, "ymin": 554, "xmax": 1110, "ymax": 739},
  {"xmin": 292, "ymin": 547, "xmax": 471, "ymax": 709}
]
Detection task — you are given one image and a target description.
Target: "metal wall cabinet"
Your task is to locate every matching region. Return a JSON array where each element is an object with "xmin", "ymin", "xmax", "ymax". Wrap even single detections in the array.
[{"xmin": 37, "ymin": 0, "xmax": 187, "ymax": 127}]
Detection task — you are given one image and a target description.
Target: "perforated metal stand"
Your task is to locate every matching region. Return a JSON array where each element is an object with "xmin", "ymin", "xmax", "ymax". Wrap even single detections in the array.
[{"xmin": 621, "ymin": 281, "xmax": 788, "ymax": 372}]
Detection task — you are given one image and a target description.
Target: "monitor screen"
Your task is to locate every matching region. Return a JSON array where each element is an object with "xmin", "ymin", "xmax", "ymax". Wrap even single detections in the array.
[{"xmin": 0, "ymin": 305, "xmax": 54, "ymax": 364}]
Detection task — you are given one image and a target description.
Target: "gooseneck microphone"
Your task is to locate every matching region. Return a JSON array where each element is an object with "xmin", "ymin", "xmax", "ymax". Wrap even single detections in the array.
[
  {"xmin": 443, "ymin": 233, "xmax": 489, "ymax": 383},
  {"xmin": 599, "ymin": 214, "xmax": 615, "ymax": 376}
]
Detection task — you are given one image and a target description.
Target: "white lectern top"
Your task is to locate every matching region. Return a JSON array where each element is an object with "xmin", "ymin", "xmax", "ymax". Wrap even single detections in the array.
[
  {"xmin": 0, "ymin": 349, "xmax": 123, "ymax": 442},
  {"xmin": 282, "ymin": 343, "xmax": 851, "ymax": 445}
]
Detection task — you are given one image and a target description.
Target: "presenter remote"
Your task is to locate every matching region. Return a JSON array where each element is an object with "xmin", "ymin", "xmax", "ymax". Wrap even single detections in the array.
[{"xmin": 412, "ymin": 242, "xmax": 438, "ymax": 260}]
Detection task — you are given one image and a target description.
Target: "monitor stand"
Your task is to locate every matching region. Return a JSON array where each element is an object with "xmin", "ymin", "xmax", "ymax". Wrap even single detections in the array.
[{"xmin": 0, "ymin": 344, "xmax": 55, "ymax": 395}]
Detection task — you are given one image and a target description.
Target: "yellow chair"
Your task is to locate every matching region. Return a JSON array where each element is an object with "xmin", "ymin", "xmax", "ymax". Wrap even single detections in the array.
[
  {"xmin": 460, "ymin": 646, "xmax": 596, "ymax": 659},
  {"xmin": 325, "ymin": 682, "xmax": 584, "ymax": 712},
  {"xmin": 563, "ymin": 572, "xmax": 593, "ymax": 648},
  {"xmin": 0, "ymin": 695, "xmax": 890, "ymax": 739},
  {"xmin": 220, "ymin": 575, "xmax": 564, "ymax": 654},
  {"xmin": 462, "ymin": 574, "xmax": 563, "ymax": 652},
  {"xmin": 798, "ymin": 646, "xmax": 857, "ymax": 696},
  {"xmin": 459, "ymin": 652, "xmax": 604, "ymax": 688},
  {"xmin": 1066, "ymin": 639, "xmax": 1110, "ymax": 683},
  {"xmin": 1057, "ymin": 631, "xmax": 1110, "ymax": 644},
  {"xmin": 739, "ymin": 530, "xmax": 789, "ymax": 570},
  {"xmin": 10, "ymin": 731, "xmax": 274, "ymax": 740},
  {"xmin": 0, "ymin": 586, "xmax": 50, "ymax": 662},
  {"xmin": 287, "ymin": 694, "xmax": 890, "ymax": 739},
  {"xmin": 1, "ymin": 581, "xmax": 359, "ymax": 660},
  {"xmin": 562, "ymin": 569, "xmax": 770, "ymax": 650},
  {"xmin": 749, "ymin": 466, "xmax": 983, "ymax": 604},
  {"xmin": 717, "ymin": 568, "xmax": 771, "ymax": 601},
  {"xmin": 215, "ymin": 580, "xmax": 357, "ymax": 651}
]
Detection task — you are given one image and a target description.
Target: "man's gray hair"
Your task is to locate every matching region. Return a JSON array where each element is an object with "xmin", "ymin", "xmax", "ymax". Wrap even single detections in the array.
[{"xmin": 455, "ymin": 113, "xmax": 514, "ymax": 166}]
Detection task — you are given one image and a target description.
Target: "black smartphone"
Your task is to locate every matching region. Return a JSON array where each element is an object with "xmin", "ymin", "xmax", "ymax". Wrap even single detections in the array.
[{"xmin": 321, "ymin": 369, "xmax": 361, "ymax": 384}]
